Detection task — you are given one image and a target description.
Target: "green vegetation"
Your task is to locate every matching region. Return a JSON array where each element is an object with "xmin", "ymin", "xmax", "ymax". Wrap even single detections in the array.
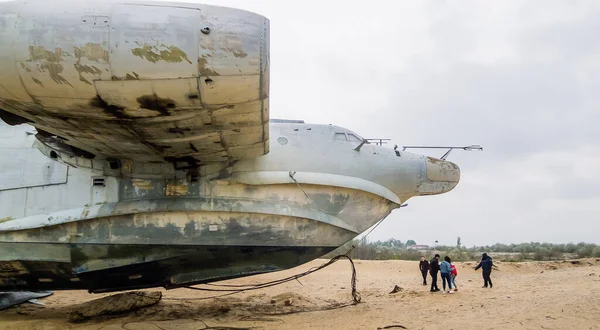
[{"xmin": 324, "ymin": 238, "xmax": 600, "ymax": 262}]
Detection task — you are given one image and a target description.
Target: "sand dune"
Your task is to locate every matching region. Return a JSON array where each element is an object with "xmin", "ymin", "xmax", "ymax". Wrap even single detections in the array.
[{"xmin": 1, "ymin": 258, "xmax": 599, "ymax": 329}]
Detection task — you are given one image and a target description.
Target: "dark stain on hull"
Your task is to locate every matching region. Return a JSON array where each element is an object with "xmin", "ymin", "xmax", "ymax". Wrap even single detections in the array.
[
  {"xmin": 136, "ymin": 94, "xmax": 176, "ymax": 116},
  {"xmin": 90, "ymin": 95, "xmax": 130, "ymax": 119},
  {"xmin": 0, "ymin": 244, "xmax": 335, "ymax": 293},
  {"xmin": 164, "ymin": 156, "xmax": 199, "ymax": 170},
  {"xmin": 306, "ymin": 193, "xmax": 350, "ymax": 214},
  {"xmin": 168, "ymin": 127, "xmax": 191, "ymax": 135}
]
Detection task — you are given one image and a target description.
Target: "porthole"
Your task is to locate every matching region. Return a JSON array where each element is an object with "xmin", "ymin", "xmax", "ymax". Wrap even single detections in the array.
[{"xmin": 277, "ymin": 137, "xmax": 288, "ymax": 145}]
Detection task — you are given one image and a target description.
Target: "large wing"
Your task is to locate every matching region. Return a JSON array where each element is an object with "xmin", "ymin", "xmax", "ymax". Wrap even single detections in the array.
[{"xmin": 0, "ymin": 1, "xmax": 269, "ymax": 168}]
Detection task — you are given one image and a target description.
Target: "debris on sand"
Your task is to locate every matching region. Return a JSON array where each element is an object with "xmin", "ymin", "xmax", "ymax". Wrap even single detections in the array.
[
  {"xmin": 377, "ymin": 325, "xmax": 408, "ymax": 329},
  {"xmin": 68, "ymin": 291, "xmax": 161, "ymax": 322},
  {"xmin": 389, "ymin": 285, "xmax": 403, "ymax": 294},
  {"xmin": 269, "ymin": 292, "xmax": 312, "ymax": 306}
]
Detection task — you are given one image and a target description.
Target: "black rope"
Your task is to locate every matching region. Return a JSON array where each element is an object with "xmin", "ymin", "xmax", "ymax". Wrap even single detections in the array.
[
  {"xmin": 162, "ymin": 254, "xmax": 361, "ymax": 304},
  {"xmin": 162, "ymin": 214, "xmax": 392, "ymax": 303}
]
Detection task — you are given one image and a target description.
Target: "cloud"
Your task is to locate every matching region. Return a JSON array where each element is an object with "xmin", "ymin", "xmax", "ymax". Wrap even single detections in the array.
[{"xmin": 200, "ymin": 0, "xmax": 599, "ymax": 245}]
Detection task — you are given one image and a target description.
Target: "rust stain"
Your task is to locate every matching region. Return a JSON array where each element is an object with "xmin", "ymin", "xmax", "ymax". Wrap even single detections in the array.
[
  {"xmin": 198, "ymin": 56, "xmax": 220, "ymax": 76},
  {"xmin": 131, "ymin": 44, "xmax": 192, "ymax": 64},
  {"xmin": 131, "ymin": 179, "xmax": 153, "ymax": 190}
]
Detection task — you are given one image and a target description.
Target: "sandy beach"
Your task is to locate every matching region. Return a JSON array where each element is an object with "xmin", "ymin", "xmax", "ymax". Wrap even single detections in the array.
[{"xmin": 1, "ymin": 258, "xmax": 599, "ymax": 330}]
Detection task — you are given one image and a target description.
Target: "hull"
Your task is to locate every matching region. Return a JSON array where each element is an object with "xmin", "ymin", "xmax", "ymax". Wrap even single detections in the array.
[
  {"xmin": 0, "ymin": 184, "xmax": 398, "ymax": 292},
  {"xmin": 0, "ymin": 244, "xmax": 335, "ymax": 293}
]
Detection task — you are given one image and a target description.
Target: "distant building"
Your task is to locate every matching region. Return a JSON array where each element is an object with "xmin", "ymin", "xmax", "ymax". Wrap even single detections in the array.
[{"xmin": 407, "ymin": 244, "xmax": 430, "ymax": 250}]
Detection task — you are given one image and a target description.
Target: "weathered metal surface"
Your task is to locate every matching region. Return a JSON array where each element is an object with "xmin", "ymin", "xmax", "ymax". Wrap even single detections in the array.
[
  {"xmin": 0, "ymin": 210, "xmax": 358, "ymax": 271},
  {"xmin": 0, "ymin": 0, "xmax": 270, "ymax": 168},
  {"xmin": 0, "ymin": 245, "xmax": 334, "ymax": 292},
  {"xmin": 0, "ymin": 0, "xmax": 463, "ymax": 294},
  {"xmin": 232, "ymin": 171, "xmax": 402, "ymax": 204},
  {"xmin": 0, "ymin": 123, "xmax": 68, "ymax": 191},
  {"xmin": 109, "ymin": 4, "xmax": 200, "ymax": 79},
  {"xmin": 416, "ymin": 156, "xmax": 461, "ymax": 195}
]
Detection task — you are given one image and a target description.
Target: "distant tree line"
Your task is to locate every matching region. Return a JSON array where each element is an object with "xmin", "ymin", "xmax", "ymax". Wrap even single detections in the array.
[{"xmin": 323, "ymin": 238, "xmax": 600, "ymax": 262}]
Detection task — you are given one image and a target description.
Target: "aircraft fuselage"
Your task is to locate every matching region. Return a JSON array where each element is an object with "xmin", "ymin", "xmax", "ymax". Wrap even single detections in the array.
[{"xmin": 0, "ymin": 0, "xmax": 461, "ymax": 293}]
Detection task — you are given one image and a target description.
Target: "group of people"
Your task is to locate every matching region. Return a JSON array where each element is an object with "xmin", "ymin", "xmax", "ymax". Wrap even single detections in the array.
[{"xmin": 418, "ymin": 253, "xmax": 494, "ymax": 293}]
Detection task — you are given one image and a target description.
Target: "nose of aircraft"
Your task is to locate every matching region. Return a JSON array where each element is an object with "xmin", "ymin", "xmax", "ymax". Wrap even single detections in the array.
[{"xmin": 415, "ymin": 156, "xmax": 461, "ymax": 195}]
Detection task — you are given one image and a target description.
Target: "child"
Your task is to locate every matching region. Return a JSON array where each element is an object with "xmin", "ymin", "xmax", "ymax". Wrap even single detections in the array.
[{"xmin": 450, "ymin": 262, "xmax": 458, "ymax": 291}]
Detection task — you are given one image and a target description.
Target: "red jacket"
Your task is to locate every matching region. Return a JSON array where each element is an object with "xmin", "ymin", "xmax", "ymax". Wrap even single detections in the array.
[{"xmin": 450, "ymin": 264, "xmax": 457, "ymax": 276}]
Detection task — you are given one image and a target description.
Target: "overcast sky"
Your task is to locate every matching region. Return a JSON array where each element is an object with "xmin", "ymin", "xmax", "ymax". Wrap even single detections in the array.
[{"xmin": 194, "ymin": 0, "xmax": 599, "ymax": 247}]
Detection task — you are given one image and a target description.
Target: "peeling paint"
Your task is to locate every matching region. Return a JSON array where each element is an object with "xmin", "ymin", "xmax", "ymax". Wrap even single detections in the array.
[
  {"xmin": 74, "ymin": 63, "xmax": 102, "ymax": 76},
  {"xmin": 198, "ymin": 56, "xmax": 220, "ymax": 76},
  {"xmin": 131, "ymin": 179, "xmax": 153, "ymax": 190},
  {"xmin": 125, "ymin": 72, "xmax": 140, "ymax": 80},
  {"xmin": 20, "ymin": 62, "xmax": 31, "ymax": 72},
  {"xmin": 223, "ymin": 36, "xmax": 248, "ymax": 58},
  {"xmin": 427, "ymin": 156, "xmax": 441, "ymax": 164},
  {"xmin": 74, "ymin": 63, "xmax": 102, "ymax": 85},
  {"xmin": 131, "ymin": 44, "xmax": 192, "ymax": 64},
  {"xmin": 39, "ymin": 63, "xmax": 72, "ymax": 86},
  {"xmin": 28, "ymin": 46, "xmax": 64, "ymax": 63},
  {"xmin": 72, "ymin": 44, "xmax": 106, "ymax": 86},
  {"xmin": 166, "ymin": 181, "xmax": 188, "ymax": 196},
  {"xmin": 31, "ymin": 77, "xmax": 44, "ymax": 87},
  {"xmin": 73, "ymin": 43, "xmax": 109, "ymax": 63},
  {"xmin": 26, "ymin": 46, "xmax": 72, "ymax": 86}
]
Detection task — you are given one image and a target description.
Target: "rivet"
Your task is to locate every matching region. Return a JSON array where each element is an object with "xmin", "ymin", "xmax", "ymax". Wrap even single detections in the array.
[{"xmin": 201, "ymin": 26, "xmax": 211, "ymax": 34}]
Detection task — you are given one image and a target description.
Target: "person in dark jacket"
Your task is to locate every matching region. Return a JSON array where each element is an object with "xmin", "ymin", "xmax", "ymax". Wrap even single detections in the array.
[
  {"xmin": 419, "ymin": 256, "xmax": 430, "ymax": 285},
  {"xmin": 474, "ymin": 252, "xmax": 493, "ymax": 288},
  {"xmin": 429, "ymin": 254, "xmax": 440, "ymax": 292}
]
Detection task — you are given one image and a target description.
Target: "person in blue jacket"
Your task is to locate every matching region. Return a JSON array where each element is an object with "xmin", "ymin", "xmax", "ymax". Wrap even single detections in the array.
[
  {"xmin": 440, "ymin": 256, "xmax": 453, "ymax": 293},
  {"xmin": 474, "ymin": 253, "xmax": 493, "ymax": 288}
]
